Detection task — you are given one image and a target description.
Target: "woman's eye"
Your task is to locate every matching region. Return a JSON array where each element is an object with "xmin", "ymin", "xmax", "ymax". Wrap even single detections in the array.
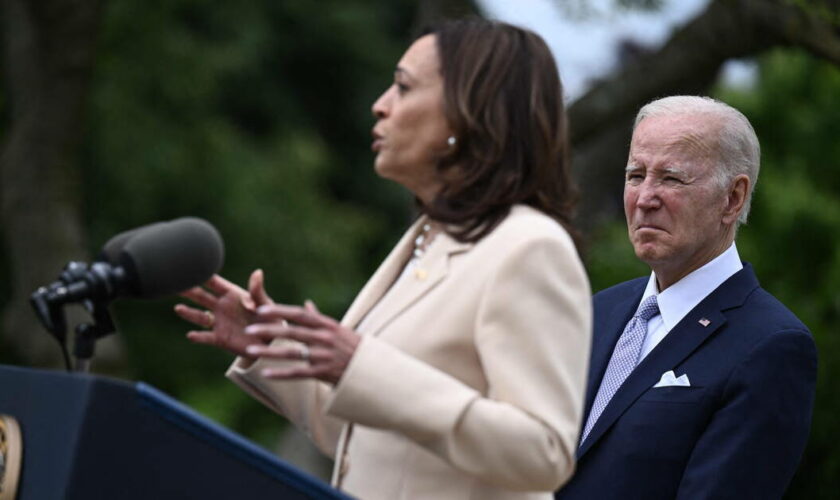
[{"xmin": 396, "ymin": 82, "xmax": 409, "ymax": 94}]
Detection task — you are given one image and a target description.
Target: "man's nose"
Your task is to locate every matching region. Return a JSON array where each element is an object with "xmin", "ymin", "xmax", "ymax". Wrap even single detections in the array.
[{"xmin": 635, "ymin": 180, "xmax": 661, "ymax": 209}]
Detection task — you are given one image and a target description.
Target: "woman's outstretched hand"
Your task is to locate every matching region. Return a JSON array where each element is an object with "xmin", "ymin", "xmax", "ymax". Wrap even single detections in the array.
[
  {"xmin": 175, "ymin": 270, "xmax": 273, "ymax": 358},
  {"xmin": 243, "ymin": 300, "xmax": 361, "ymax": 385}
]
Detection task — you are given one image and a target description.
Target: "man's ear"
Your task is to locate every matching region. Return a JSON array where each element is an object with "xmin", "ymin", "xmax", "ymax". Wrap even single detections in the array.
[{"xmin": 722, "ymin": 174, "xmax": 750, "ymax": 224}]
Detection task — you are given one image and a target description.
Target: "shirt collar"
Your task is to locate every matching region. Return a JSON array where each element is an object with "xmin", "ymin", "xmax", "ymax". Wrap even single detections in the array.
[{"xmin": 641, "ymin": 243, "xmax": 743, "ymax": 332}]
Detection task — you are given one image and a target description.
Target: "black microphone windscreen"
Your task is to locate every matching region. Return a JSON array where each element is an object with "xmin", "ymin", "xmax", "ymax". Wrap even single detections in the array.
[
  {"xmin": 97, "ymin": 221, "xmax": 166, "ymax": 263},
  {"xmin": 119, "ymin": 217, "xmax": 225, "ymax": 298}
]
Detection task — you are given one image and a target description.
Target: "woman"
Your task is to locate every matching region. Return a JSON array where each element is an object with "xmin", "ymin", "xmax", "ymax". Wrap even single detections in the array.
[{"xmin": 176, "ymin": 19, "xmax": 591, "ymax": 500}]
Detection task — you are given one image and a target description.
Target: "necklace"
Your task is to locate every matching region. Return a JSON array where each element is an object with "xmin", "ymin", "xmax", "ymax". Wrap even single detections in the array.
[{"xmin": 412, "ymin": 223, "xmax": 434, "ymax": 259}]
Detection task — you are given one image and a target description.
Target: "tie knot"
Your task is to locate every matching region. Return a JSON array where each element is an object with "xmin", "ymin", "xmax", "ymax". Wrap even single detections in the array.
[{"xmin": 636, "ymin": 295, "xmax": 660, "ymax": 321}]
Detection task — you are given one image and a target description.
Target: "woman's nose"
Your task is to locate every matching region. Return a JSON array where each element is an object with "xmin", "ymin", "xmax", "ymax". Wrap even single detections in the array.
[
  {"xmin": 371, "ymin": 85, "xmax": 394, "ymax": 119},
  {"xmin": 371, "ymin": 87, "xmax": 391, "ymax": 118}
]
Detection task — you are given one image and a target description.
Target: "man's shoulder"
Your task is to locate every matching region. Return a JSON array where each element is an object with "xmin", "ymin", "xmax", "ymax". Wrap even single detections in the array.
[
  {"xmin": 735, "ymin": 284, "xmax": 810, "ymax": 335},
  {"xmin": 593, "ymin": 277, "xmax": 647, "ymax": 306},
  {"xmin": 704, "ymin": 263, "xmax": 810, "ymax": 336}
]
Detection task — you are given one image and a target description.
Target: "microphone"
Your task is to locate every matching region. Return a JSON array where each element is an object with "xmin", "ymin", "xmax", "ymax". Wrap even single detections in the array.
[
  {"xmin": 34, "ymin": 217, "xmax": 224, "ymax": 307},
  {"xmin": 30, "ymin": 217, "xmax": 224, "ymax": 371},
  {"xmin": 119, "ymin": 217, "xmax": 224, "ymax": 298},
  {"xmin": 96, "ymin": 220, "xmax": 167, "ymax": 264}
]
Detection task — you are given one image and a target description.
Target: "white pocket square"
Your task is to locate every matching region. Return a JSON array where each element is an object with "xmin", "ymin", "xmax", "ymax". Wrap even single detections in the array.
[{"xmin": 653, "ymin": 370, "xmax": 691, "ymax": 388}]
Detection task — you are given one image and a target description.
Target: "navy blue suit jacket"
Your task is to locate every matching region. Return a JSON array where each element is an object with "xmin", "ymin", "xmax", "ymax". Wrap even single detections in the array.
[{"xmin": 556, "ymin": 264, "xmax": 817, "ymax": 499}]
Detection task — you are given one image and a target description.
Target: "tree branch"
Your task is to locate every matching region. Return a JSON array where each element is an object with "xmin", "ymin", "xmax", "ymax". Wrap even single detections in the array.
[{"xmin": 567, "ymin": 0, "xmax": 840, "ymax": 233}]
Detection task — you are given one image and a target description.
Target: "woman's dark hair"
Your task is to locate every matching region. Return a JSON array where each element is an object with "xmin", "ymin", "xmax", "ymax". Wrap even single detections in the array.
[{"xmin": 421, "ymin": 18, "xmax": 578, "ymax": 244}]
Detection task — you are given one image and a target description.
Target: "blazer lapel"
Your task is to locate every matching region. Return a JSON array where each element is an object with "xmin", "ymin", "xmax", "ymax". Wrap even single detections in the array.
[
  {"xmin": 578, "ymin": 265, "xmax": 760, "ymax": 458},
  {"xmin": 359, "ymin": 231, "xmax": 471, "ymax": 337},
  {"xmin": 340, "ymin": 217, "xmax": 472, "ymax": 336},
  {"xmin": 340, "ymin": 217, "xmax": 424, "ymax": 329}
]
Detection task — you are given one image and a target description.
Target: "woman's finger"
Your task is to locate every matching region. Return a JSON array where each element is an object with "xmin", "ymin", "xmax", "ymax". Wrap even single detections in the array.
[
  {"xmin": 186, "ymin": 330, "xmax": 222, "ymax": 347},
  {"xmin": 248, "ymin": 269, "xmax": 273, "ymax": 307},
  {"xmin": 205, "ymin": 274, "xmax": 247, "ymax": 297},
  {"xmin": 174, "ymin": 304, "xmax": 215, "ymax": 328},
  {"xmin": 240, "ymin": 322, "xmax": 284, "ymax": 342},
  {"xmin": 256, "ymin": 304, "xmax": 335, "ymax": 329},
  {"xmin": 245, "ymin": 343, "xmax": 309, "ymax": 361},
  {"xmin": 179, "ymin": 286, "xmax": 220, "ymax": 309},
  {"xmin": 245, "ymin": 323, "xmax": 332, "ymax": 346}
]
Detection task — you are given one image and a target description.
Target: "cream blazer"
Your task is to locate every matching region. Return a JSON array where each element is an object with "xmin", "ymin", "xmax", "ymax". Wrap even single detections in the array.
[{"xmin": 226, "ymin": 205, "xmax": 592, "ymax": 500}]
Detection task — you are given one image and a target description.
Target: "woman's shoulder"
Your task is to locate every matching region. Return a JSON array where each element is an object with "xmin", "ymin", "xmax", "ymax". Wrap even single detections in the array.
[
  {"xmin": 486, "ymin": 204, "xmax": 576, "ymax": 250},
  {"xmin": 469, "ymin": 205, "xmax": 587, "ymax": 288}
]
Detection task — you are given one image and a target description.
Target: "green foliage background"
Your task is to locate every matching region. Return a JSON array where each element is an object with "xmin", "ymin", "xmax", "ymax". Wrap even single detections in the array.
[
  {"xmin": 82, "ymin": 0, "xmax": 420, "ymax": 446},
  {"xmin": 0, "ymin": 1, "xmax": 837, "ymax": 497},
  {"xmin": 725, "ymin": 51, "xmax": 840, "ymax": 497}
]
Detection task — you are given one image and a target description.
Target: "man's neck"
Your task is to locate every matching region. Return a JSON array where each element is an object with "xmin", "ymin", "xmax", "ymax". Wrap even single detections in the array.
[{"xmin": 653, "ymin": 237, "xmax": 735, "ymax": 291}]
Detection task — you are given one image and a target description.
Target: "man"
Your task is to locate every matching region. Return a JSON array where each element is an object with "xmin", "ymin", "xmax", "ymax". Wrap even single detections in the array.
[{"xmin": 557, "ymin": 96, "xmax": 816, "ymax": 499}]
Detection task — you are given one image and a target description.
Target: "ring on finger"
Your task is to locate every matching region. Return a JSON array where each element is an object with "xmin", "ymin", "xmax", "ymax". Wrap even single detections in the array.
[
  {"xmin": 298, "ymin": 343, "xmax": 311, "ymax": 363},
  {"xmin": 205, "ymin": 310, "xmax": 215, "ymax": 327}
]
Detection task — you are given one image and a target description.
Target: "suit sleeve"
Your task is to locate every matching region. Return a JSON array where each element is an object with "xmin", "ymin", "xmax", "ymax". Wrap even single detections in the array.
[
  {"xmin": 226, "ymin": 351, "xmax": 346, "ymax": 458},
  {"xmin": 676, "ymin": 328, "xmax": 817, "ymax": 499},
  {"xmin": 325, "ymin": 235, "xmax": 592, "ymax": 491}
]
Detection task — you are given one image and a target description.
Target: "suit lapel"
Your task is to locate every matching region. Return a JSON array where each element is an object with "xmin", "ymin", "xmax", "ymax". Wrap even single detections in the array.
[
  {"xmin": 584, "ymin": 283, "xmax": 645, "ymax": 416},
  {"xmin": 578, "ymin": 265, "xmax": 760, "ymax": 458}
]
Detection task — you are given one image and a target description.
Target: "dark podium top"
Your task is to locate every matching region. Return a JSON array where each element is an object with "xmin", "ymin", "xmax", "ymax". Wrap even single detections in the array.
[{"xmin": 0, "ymin": 364, "xmax": 350, "ymax": 499}]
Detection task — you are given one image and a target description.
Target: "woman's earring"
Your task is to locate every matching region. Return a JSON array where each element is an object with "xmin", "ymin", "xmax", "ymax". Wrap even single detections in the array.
[{"xmin": 447, "ymin": 136, "xmax": 457, "ymax": 147}]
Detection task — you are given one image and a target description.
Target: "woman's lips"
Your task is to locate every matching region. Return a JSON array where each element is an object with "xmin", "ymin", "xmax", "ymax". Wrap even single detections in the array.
[{"xmin": 371, "ymin": 131, "xmax": 383, "ymax": 152}]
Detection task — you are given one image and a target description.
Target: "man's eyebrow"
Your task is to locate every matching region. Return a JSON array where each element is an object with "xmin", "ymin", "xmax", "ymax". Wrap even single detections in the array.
[{"xmin": 661, "ymin": 166, "xmax": 688, "ymax": 176}]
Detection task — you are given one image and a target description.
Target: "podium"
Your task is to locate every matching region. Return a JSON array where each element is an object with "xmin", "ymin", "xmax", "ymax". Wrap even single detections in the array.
[{"xmin": 0, "ymin": 364, "xmax": 350, "ymax": 499}]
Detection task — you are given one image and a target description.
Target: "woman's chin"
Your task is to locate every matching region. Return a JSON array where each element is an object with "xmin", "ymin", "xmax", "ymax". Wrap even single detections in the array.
[
  {"xmin": 373, "ymin": 160, "xmax": 403, "ymax": 183},
  {"xmin": 372, "ymin": 160, "xmax": 391, "ymax": 180}
]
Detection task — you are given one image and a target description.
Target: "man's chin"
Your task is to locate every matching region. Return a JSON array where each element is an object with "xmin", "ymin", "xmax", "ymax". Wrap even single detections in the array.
[{"xmin": 633, "ymin": 244, "xmax": 667, "ymax": 264}]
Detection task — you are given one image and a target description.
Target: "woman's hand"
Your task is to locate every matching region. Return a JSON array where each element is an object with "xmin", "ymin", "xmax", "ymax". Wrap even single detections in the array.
[
  {"xmin": 174, "ymin": 270, "xmax": 273, "ymax": 358},
  {"xmin": 243, "ymin": 301, "xmax": 361, "ymax": 385}
]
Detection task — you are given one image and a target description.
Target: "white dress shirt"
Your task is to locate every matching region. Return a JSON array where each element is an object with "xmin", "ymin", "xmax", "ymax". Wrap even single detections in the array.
[{"xmin": 638, "ymin": 243, "xmax": 743, "ymax": 361}]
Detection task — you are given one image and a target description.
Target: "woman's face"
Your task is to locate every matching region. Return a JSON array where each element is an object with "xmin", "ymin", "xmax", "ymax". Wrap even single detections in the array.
[{"xmin": 371, "ymin": 35, "xmax": 453, "ymax": 204}]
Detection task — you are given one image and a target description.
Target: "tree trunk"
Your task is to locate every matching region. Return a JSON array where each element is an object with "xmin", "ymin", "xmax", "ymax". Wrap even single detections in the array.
[{"xmin": 0, "ymin": 0, "xmax": 123, "ymax": 370}]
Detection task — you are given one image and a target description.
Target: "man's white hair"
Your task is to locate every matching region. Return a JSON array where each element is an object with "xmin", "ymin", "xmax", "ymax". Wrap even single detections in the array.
[{"xmin": 633, "ymin": 95, "xmax": 760, "ymax": 226}]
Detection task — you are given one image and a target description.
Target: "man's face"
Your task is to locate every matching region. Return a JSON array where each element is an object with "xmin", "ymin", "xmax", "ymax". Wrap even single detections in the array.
[{"xmin": 624, "ymin": 114, "xmax": 733, "ymax": 286}]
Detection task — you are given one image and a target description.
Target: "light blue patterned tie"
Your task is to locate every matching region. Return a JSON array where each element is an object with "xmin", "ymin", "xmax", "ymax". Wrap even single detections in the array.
[{"xmin": 580, "ymin": 295, "xmax": 660, "ymax": 444}]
